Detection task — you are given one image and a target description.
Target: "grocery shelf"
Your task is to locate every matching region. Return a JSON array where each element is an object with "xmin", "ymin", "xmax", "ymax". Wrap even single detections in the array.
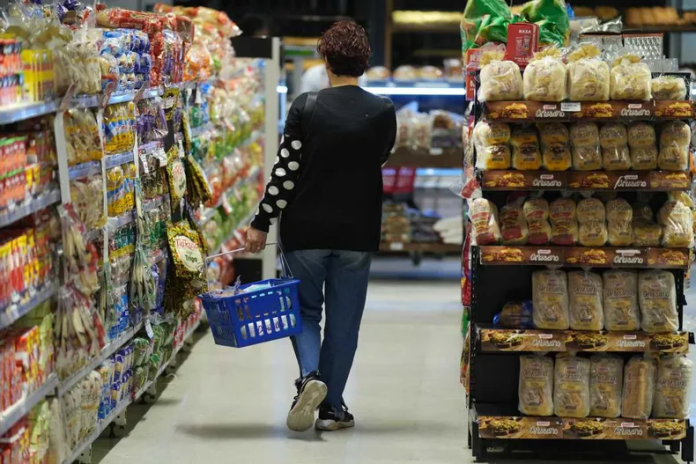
[
  {"xmin": 0, "ymin": 190, "xmax": 61, "ymax": 228},
  {"xmin": 0, "ymin": 281, "xmax": 58, "ymax": 330},
  {"xmin": 379, "ymin": 242, "xmax": 461, "ymax": 253},
  {"xmin": 108, "ymin": 210, "xmax": 135, "ymax": 231},
  {"xmin": 201, "ymin": 167, "xmax": 262, "ymax": 224},
  {"xmin": 104, "ymin": 151, "xmax": 134, "ymax": 170},
  {"xmin": 0, "ymin": 100, "xmax": 59, "ymax": 125},
  {"xmin": 385, "ymin": 147, "xmax": 461, "ymax": 168},
  {"xmin": 0, "ymin": 374, "xmax": 58, "ymax": 436},
  {"xmin": 189, "ymin": 122, "xmax": 215, "ymax": 139},
  {"xmin": 143, "ymin": 195, "xmax": 164, "ymax": 212},
  {"xmin": 391, "ymin": 22, "xmax": 460, "ymax": 34},
  {"xmin": 365, "ymin": 82, "xmax": 465, "ymax": 96},
  {"xmin": 68, "ymin": 161, "xmax": 102, "ymax": 180}
]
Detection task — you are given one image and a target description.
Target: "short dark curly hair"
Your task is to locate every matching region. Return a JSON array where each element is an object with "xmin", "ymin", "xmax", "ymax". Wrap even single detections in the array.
[{"xmin": 317, "ymin": 21, "xmax": 371, "ymax": 77}]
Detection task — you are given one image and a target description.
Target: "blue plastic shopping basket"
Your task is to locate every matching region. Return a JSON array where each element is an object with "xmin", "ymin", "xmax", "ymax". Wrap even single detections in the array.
[{"xmin": 199, "ymin": 243, "xmax": 302, "ymax": 348}]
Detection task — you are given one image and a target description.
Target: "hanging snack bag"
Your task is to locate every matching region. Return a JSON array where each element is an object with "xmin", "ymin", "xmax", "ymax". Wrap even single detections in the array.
[
  {"xmin": 577, "ymin": 198, "xmax": 608, "ymax": 247},
  {"xmin": 622, "ymin": 355, "xmax": 657, "ymax": 420},
  {"xmin": 550, "ymin": 197, "xmax": 578, "ymax": 245},
  {"xmin": 519, "ymin": 355, "xmax": 554, "ymax": 416},
  {"xmin": 653, "ymin": 355, "xmax": 693, "ymax": 419},
  {"xmin": 570, "ymin": 122, "xmax": 602, "ymax": 171},
  {"xmin": 500, "ymin": 198, "xmax": 529, "ymax": 245},
  {"xmin": 603, "ymin": 270, "xmax": 641, "ymax": 331},
  {"xmin": 589, "ymin": 354, "xmax": 624, "ymax": 418},
  {"xmin": 600, "ymin": 123, "xmax": 631, "ymax": 171},
  {"xmin": 638, "ymin": 270, "xmax": 679, "ymax": 333},
  {"xmin": 532, "ymin": 268, "xmax": 570, "ymax": 330},
  {"xmin": 567, "ymin": 44, "xmax": 610, "ymax": 101},
  {"xmin": 511, "ymin": 126, "xmax": 542, "ymax": 170},
  {"xmin": 554, "ymin": 354, "xmax": 591, "ymax": 418},
  {"xmin": 470, "ymin": 198, "xmax": 502, "ymax": 245},
  {"xmin": 524, "ymin": 47, "xmax": 567, "ymax": 102},
  {"xmin": 568, "ymin": 270, "xmax": 604, "ymax": 331},
  {"xmin": 473, "ymin": 121, "xmax": 511, "ymax": 170},
  {"xmin": 652, "ymin": 75, "xmax": 687, "ymax": 101},
  {"xmin": 538, "ymin": 123, "xmax": 571, "ymax": 171},
  {"xmin": 658, "ymin": 121, "xmax": 690, "ymax": 171},
  {"xmin": 606, "ymin": 198, "xmax": 634, "ymax": 246},
  {"xmin": 478, "ymin": 50, "xmax": 523, "ymax": 102},
  {"xmin": 658, "ymin": 199, "xmax": 694, "ymax": 248},
  {"xmin": 523, "ymin": 198, "xmax": 552, "ymax": 245},
  {"xmin": 610, "ymin": 54, "xmax": 652, "ymax": 100}
]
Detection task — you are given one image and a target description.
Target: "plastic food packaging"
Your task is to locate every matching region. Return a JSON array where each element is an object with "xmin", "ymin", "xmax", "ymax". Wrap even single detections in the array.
[
  {"xmin": 658, "ymin": 200, "xmax": 694, "ymax": 248},
  {"xmin": 639, "ymin": 270, "xmax": 679, "ymax": 333},
  {"xmin": 606, "ymin": 198, "xmax": 634, "ymax": 246},
  {"xmin": 532, "ymin": 268, "xmax": 570, "ymax": 330},
  {"xmin": 500, "ymin": 199, "xmax": 529, "ymax": 245},
  {"xmin": 393, "ymin": 65, "xmax": 418, "ymax": 81},
  {"xmin": 519, "ymin": 355, "xmax": 554, "ymax": 416},
  {"xmin": 103, "ymin": 102, "xmax": 136, "ymax": 156},
  {"xmin": 478, "ymin": 51, "xmax": 523, "ymax": 101},
  {"xmin": 64, "ymin": 108, "xmax": 102, "ymax": 165},
  {"xmin": 653, "ymin": 355, "xmax": 693, "ymax": 419},
  {"xmin": 473, "ymin": 121, "xmax": 511, "ymax": 170},
  {"xmin": 652, "ymin": 75, "xmax": 687, "ymax": 101},
  {"xmin": 494, "ymin": 301, "xmax": 534, "ymax": 328},
  {"xmin": 631, "ymin": 146, "xmax": 658, "ymax": 171},
  {"xmin": 365, "ymin": 66, "xmax": 391, "ymax": 80},
  {"xmin": 589, "ymin": 354, "xmax": 624, "ymax": 418},
  {"xmin": 554, "ymin": 354, "xmax": 590, "ymax": 418},
  {"xmin": 523, "ymin": 198, "xmax": 552, "ymax": 245},
  {"xmin": 658, "ymin": 121, "xmax": 690, "ymax": 171},
  {"xmin": 469, "ymin": 198, "xmax": 502, "ymax": 245},
  {"xmin": 577, "ymin": 198, "xmax": 608, "ymax": 247},
  {"xmin": 628, "ymin": 122, "xmax": 657, "ymax": 149},
  {"xmin": 603, "ymin": 270, "xmax": 640, "ymax": 331},
  {"xmin": 599, "ymin": 123, "xmax": 631, "ymax": 170},
  {"xmin": 538, "ymin": 123, "xmax": 571, "ymax": 171},
  {"xmin": 622, "ymin": 356, "xmax": 657, "ymax": 420},
  {"xmin": 568, "ymin": 270, "xmax": 604, "ymax": 331},
  {"xmin": 511, "ymin": 126, "xmax": 541, "ymax": 170},
  {"xmin": 523, "ymin": 47, "xmax": 567, "ymax": 102},
  {"xmin": 570, "ymin": 122, "xmax": 602, "ymax": 170},
  {"xmin": 567, "ymin": 44, "xmax": 610, "ymax": 101},
  {"xmin": 550, "ymin": 197, "xmax": 578, "ymax": 245},
  {"xmin": 610, "ymin": 54, "xmax": 652, "ymax": 100}
]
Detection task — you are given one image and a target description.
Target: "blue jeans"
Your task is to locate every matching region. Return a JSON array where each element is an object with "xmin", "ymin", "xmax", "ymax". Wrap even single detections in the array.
[{"xmin": 285, "ymin": 249, "xmax": 372, "ymax": 410}]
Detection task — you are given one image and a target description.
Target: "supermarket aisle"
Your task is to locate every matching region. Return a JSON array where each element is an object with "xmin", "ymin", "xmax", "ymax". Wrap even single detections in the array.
[{"xmin": 94, "ymin": 280, "xmax": 467, "ymax": 464}]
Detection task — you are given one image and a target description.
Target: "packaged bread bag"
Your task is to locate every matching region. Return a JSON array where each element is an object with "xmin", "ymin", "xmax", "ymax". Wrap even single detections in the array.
[
  {"xmin": 523, "ymin": 198, "xmax": 552, "ymax": 245},
  {"xmin": 633, "ymin": 202, "xmax": 662, "ymax": 247},
  {"xmin": 470, "ymin": 198, "xmax": 502, "ymax": 245},
  {"xmin": 638, "ymin": 270, "xmax": 679, "ymax": 333},
  {"xmin": 603, "ymin": 270, "xmax": 641, "ymax": 331},
  {"xmin": 652, "ymin": 75, "xmax": 687, "ymax": 101},
  {"xmin": 550, "ymin": 197, "xmax": 578, "ymax": 245},
  {"xmin": 610, "ymin": 54, "xmax": 652, "ymax": 100},
  {"xmin": 653, "ymin": 355, "xmax": 693, "ymax": 419},
  {"xmin": 600, "ymin": 123, "xmax": 631, "ymax": 170},
  {"xmin": 473, "ymin": 121, "xmax": 511, "ymax": 170},
  {"xmin": 519, "ymin": 355, "xmax": 554, "ymax": 416},
  {"xmin": 570, "ymin": 122, "xmax": 602, "ymax": 170},
  {"xmin": 658, "ymin": 198, "xmax": 694, "ymax": 248},
  {"xmin": 567, "ymin": 44, "xmax": 610, "ymax": 101},
  {"xmin": 628, "ymin": 122, "xmax": 658, "ymax": 170},
  {"xmin": 658, "ymin": 121, "xmax": 691, "ymax": 171},
  {"xmin": 538, "ymin": 123, "xmax": 572, "ymax": 171},
  {"xmin": 532, "ymin": 269, "xmax": 570, "ymax": 330},
  {"xmin": 606, "ymin": 198, "xmax": 634, "ymax": 246},
  {"xmin": 554, "ymin": 354, "xmax": 591, "ymax": 418},
  {"xmin": 500, "ymin": 198, "xmax": 529, "ymax": 245},
  {"xmin": 478, "ymin": 50, "xmax": 523, "ymax": 102},
  {"xmin": 511, "ymin": 126, "xmax": 542, "ymax": 170},
  {"xmin": 568, "ymin": 270, "xmax": 604, "ymax": 331},
  {"xmin": 524, "ymin": 47, "xmax": 567, "ymax": 102},
  {"xmin": 622, "ymin": 355, "xmax": 657, "ymax": 420},
  {"xmin": 590, "ymin": 354, "xmax": 623, "ymax": 418},
  {"xmin": 577, "ymin": 198, "xmax": 608, "ymax": 247}
]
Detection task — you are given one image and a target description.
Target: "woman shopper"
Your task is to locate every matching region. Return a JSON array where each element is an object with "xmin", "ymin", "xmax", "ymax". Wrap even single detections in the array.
[{"xmin": 244, "ymin": 20, "xmax": 397, "ymax": 432}]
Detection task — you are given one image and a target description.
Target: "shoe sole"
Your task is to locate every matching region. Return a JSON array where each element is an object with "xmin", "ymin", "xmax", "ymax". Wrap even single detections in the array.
[
  {"xmin": 286, "ymin": 380, "xmax": 328, "ymax": 432},
  {"xmin": 315, "ymin": 418, "xmax": 356, "ymax": 431}
]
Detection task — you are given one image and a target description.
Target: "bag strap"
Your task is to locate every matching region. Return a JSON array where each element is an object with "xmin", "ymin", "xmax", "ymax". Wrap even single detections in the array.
[{"xmin": 301, "ymin": 91, "xmax": 319, "ymax": 136}]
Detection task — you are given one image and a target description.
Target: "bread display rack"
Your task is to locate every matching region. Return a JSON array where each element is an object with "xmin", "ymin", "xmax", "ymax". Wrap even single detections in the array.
[{"xmin": 464, "ymin": 71, "xmax": 696, "ymax": 462}]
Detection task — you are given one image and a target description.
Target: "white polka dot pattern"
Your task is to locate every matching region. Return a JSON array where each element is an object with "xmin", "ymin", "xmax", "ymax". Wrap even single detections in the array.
[
  {"xmin": 262, "ymin": 203, "xmax": 273, "ymax": 213},
  {"xmin": 268, "ymin": 186, "xmax": 279, "ymax": 196},
  {"xmin": 291, "ymin": 140, "xmax": 302, "ymax": 150},
  {"xmin": 275, "ymin": 168, "xmax": 286, "ymax": 177},
  {"xmin": 277, "ymin": 200, "xmax": 287, "ymax": 209},
  {"xmin": 283, "ymin": 181, "xmax": 295, "ymax": 190},
  {"xmin": 288, "ymin": 161, "xmax": 300, "ymax": 171},
  {"xmin": 275, "ymin": 156, "xmax": 280, "ymax": 165},
  {"xmin": 281, "ymin": 148, "xmax": 290, "ymax": 158}
]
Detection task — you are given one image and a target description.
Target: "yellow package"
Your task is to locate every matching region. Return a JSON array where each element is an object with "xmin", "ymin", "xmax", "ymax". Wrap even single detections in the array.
[
  {"xmin": 532, "ymin": 269, "xmax": 570, "ymax": 330},
  {"xmin": 590, "ymin": 354, "xmax": 624, "ymax": 418},
  {"xmin": 554, "ymin": 354, "xmax": 591, "ymax": 418},
  {"xmin": 519, "ymin": 355, "xmax": 554, "ymax": 416}
]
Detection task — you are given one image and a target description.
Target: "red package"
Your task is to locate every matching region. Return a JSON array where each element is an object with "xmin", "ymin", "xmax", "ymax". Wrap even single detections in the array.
[{"xmin": 505, "ymin": 23, "xmax": 539, "ymax": 67}]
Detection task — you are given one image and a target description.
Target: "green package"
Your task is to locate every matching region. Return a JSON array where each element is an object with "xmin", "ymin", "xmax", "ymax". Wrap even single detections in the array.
[{"xmin": 461, "ymin": 0, "xmax": 512, "ymax": 52}]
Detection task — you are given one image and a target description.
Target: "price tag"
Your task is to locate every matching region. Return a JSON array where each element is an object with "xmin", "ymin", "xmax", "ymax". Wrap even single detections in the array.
[
  {"xmin": 145, "ymin": 318, "xmax": 154, "ymax": 339},
  {"xmin": 429, "ymin": 147, "xmax": 444, "ymax": 155},
  {"xmin": 561, "ymin": 102, "xmax": 581, "ymax": 112},
  {"xmin": 139, "ymin": 152, "xmax": 150, "ymax": 175},
  {"xmin": 389, "ymin": 242, "xmax": 404, "ymax": 251}
]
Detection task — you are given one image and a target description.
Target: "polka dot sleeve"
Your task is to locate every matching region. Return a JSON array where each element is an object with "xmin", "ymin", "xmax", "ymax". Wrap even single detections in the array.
[{"xmin": 251, "ymin": 96, "xmax": 305, "ymax": 233}]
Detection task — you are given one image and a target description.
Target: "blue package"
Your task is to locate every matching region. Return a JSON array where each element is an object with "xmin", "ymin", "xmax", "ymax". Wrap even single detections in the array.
[{"xmin": 493, "ymin": 301, "xmax": 534, "ymax": 328}]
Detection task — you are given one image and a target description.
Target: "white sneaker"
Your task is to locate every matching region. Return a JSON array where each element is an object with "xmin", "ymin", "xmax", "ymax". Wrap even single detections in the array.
[{"xmin": 286, "ymin": 376, "xmax": 327, "ymax": 432}]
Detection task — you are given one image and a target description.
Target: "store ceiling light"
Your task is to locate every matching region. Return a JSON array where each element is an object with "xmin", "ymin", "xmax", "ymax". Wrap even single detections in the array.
[{"xmin": 364, "ymin": 86, "xmax": 466, "ymax": 96}]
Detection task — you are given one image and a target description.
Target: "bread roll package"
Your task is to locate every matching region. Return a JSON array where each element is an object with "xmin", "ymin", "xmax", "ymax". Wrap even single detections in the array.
[
  {"xmin": 538, "ymin": 123, "xmax": 572, "ymax": 171},
  {"xmin": 577, "ymin": 198, "xmax": 608, "ymax": 247},
  {"xmin": 524, "ymin": 48, "xmax": 567, "ymax": 102},
  {"xmin": 658, "ymin": 121, "xmax": 691, "ymax": 171},
  {"xmin": 550, "ymin": 197, "xmax": 578, "ymax": 245},
  {"xmin": 622, "ymin": 356, "xmax": 657, "ymax": 420},
  {"xmin": 470, "ymin": 198, "xmax": 502, "ymax": 245},
  {"xmin": 627, "ymin": 122, "xmax": 657, "ymax": 149},
  {"xmin": 474, "ymin": 120, "xmax": 512, "ymax": 145},
  {"xmin": 523, "ymin": 198, "xmax": 552, "ymax": 245},
  {"xmin": 532, "ymin": 269, "xmax": 570, "ymax": 330},
  {"xmin": 652, "ymin": 75, "xmax": 687, "ymax": 101},
  {"xmin": 511, "ymin": 126, "xmax": 542, "ymax": 170},
  {"xmin": 590, "ymin": 354, "xmax": 624, "ymax": 418},
  {"xmin": 500, "ymin": 200, "xmax": 529, "ymax": 245},
  {"xmin": 639, "ymin": 270, "xmax": 679, "ymax": 333},
  {"xmin": 631, "ymin": 146, "xmax": 658, "ymax": 170},
  {"xmin": 519, "ymin": 355, "xmax": 554, "ymax": 416},
  {"xmin": 599, "ymin": 123, "xmax": 628, "ymax": 150},
  {"xmin": 567, "ymin": 44, "xmax": 610, "ymax": 101},
  {"xmin": 603, "ymin": 270, "xmax": 641, "ymax": 331},
  {"xmin": 658, "ymin": 200, "xmax": 694, "ymax": 248},
  {"xmin": 633, "ymin": 220, "xmax": 663, "ymax": 246},
  {"xmin": 607, "ymin": 198, "xmax": 634, "ymax": 246},
  {"xmin": 571, "ymin": 123, "xmax": 602, "ymax": 170},
  {"xmin": 603, "ymin": 146, "xmax": 632, "ymax": 171},
  {"xmin": 610, "ymin": 55, "xmax": 652, "ymax": 100},
  {"xmin": 660, "ymin": 120, "xmax": 691, "ymax": 147},
  {"xmin": 653, "ymin": 355, "xmax": 693, "ymax": 419},
  {"xmin": 538, "ymin": 123, "xmax": 569, "ymax": 146},
  {"xmin": 474, "ymin": 121, "xmax": 512, "ymax": 170},
  {"xmin": 568, "ymin": 271, "xmax": 604, "ymax": 331},
  {"xmin": 554, "ymin": 354, "xmax": 591, "ymax": 418},
  {"xmin": 478, "ymin": 51, "xmax": 523, "ymax": 102}
]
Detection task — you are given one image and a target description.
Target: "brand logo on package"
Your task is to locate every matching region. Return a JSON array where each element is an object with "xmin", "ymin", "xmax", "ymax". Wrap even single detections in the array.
[
  {"xmin": 620, "ymin": 104, "xmax": 650, "ymax": 118},
  {"xmin": 533, "ymin": 174, "xmax": 562, "ymax": 188},
  {"xmin": 536, "ymin": 104, "xmax": 565, "ymax": 118},
  {"xmin": 614, "ymin": 249, "xmax": 644, "ymax": 265},
  {"xmin": 530, "ymin": 249, "xmax": 560, "ymax": 262},
  {"xmin": 615, "ymin": 174, "xmax": 647, "ymax": 189}
]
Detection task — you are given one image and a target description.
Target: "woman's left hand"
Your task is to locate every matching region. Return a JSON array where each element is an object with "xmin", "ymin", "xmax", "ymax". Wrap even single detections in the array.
[{"xmin": 245, "ymin": 227, "xmax": 268, "ymax": 254}]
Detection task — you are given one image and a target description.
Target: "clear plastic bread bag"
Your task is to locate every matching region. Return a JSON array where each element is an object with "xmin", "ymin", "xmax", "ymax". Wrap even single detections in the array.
[
  {"xmin": 511, "ymin": 126, "xmax": 541, "ymax": 170},
  {"xmin": 607, "ymin": 198, "xmax": 634, "ymax": 246},
  {"xmin": 568, "ymin": 270, "xmax": 604, "ymax": 331},
  {"xmin": 469, "ymin": 198, "xmax": 502, "ymax": 245},
  {"xmin": 628, "ymin": 122, "xmax": 658, "ymax": 170},
  {"xmin": 538, "ymin": 123, "xmax": 572, "ymax": 171},
  {"xmin": 567, "ymin": 44, "xmax": 610, "ymax": 101},
  {"xmin": 658, "ymin": 121, "xmax": 691, "ymax": 171},
  {"xmin": 500, "ymin": 198, "xmax": 529, "ymax": 245},
  {"xmin": 652, "ymin": 75, "xmax": 687, "ymax": 101},
  {"xmin": 590, "ymin": 354, "xmax": 624, "ymax": 418},
  {"xmin": 570, "ymin": 122, "xmax": 602, "ymax": 170},
  {"xmin": 550, "ymin": 197, "xmax": 578, "ymax": 245},
  {"xmin": 622, "ymin": 355, "xmax": 657, "ymax": 420},
  {"xmin": 610, "ymin": 54, "xmax": 652, "ymax": 100},
  {"xmin": 639, "ymin": 270, "xmax": 679, "ymax": 333},
  {"xmin": 599, "ymin": 123, "xmax": 631, "ymax": 170},
  {"xmin": 519, "ymin": 355, "xmax": 555, "ymax": 416},
  {"xmin": 524, "ymin": 47, "xmax": 567, "ymax": 102},
  {"xmin": 473, "ymin": 121, "xmax": 511, "ymax": 170},
  {"xmin": 658, "ymin": 200, "xmax": 694, "ymax": 248},
  {"xmin": 523, "ymin": 198, "xmax": 552, "ymax": 245},
  {"xmin": 653, "ymin": 355, "xmax": 693, "ymax": 419},
  {"xmin": 603, "ymin": 270, "xmax": 641, "ymax": 331},
  {"xmin": 478, "ymin": 50, "xmax": 523, "ymax": 102},
  {"xmin": 577, "ymin": 198, "xmax": 608, "ymax": 247},
  {"xmin": 532, "ymin": 268, "xmax": 570, "ymax": 330},
  {"xmin": 554, "ymin": 354, "xmax": 591, "ymax": 418}
]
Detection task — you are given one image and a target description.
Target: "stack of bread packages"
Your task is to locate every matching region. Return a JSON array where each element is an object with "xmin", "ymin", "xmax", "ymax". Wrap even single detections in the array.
[
  {"xmin": 519, "ymin": 355, "xmax": 555, "ymax": 416},
  {"xmin": 473, "ymin": 121, "xmax": 511, "ymax": 170},
  {"xmin": 652, "ymin": 75, "xmax": 687, "ymax": 100},
  {"xmin": 567, "ymin": 44, "xmax": 610, "ymax": 101},
  {"xmin": 568, "ymin": 270, "xmax": 604, "ymax": 330},
  {"xmin": 570, "ymin": 122, "xmax": 602, "ymax": 170},
  {"xmin": 554, "ymin": 354, "xmax": 591, "ymax": 418},
  {"xmin": 654, "ymin": 355, "xmax": 693, "ymax": 418},
  {"xmin": 499, "ymin": 198, "xmax": 529, "ymax": 245},
  {"xmin": 523, "ymin": 198, "xmax": 552, "ymax": 245},
  {"xmin": 524, "ymin": 47, "xmax": 567, "ymax": 102},
  {"xmin": 511, "ymin": 126, "xmax": 542, "ymax": 170},
  {"xmin": 478, "ymin": 50, "xmax": 523, "ymax": 102},
  {"xmin": 469, "ymin": 198, "xmax": 502, "ymax": 245},
  {"xmin": 532, "ymin": 268, "xmax": 570, "ymax": 330},
  {"xmin": 550, "ymin": 197, "xmax": 578, "ymax": 245},
  {"xmin": 600, "ymin": 123, "xmax": 631, "ymax": 170},
  {"xmin": 589, "ymin": 354, "xmax": 624, "ymax": 418},
  {"xmin": 639, "ymin": 270, "xmax": 679, "ymax": 333},
  {"xmin": 576, "ymin": 198, "xmax": 607, "ymax": 247},
  {"xmin": 603, "ymin": 269, "xmax": 641, "ymax": 331},
  {"xmin": 539, "ymin": 123, "xmax": 571, "ymax": 171},
  {"xmin": 658, "ymin": 192, "xmax": 694, "ymax": 248},
  {"xmin": 610, "ymin": 54, "xmax": 652, "ymax": 100},
  {"xmin": 628, "ymin": 122, "xmax": 658, "ymax": 170},
  {"xmin": 606, "ymin": 198, "xmax": 634, "ymax": 246},
  {"xmin": 633, "ymin": 202, "xmax": 662, "ymax": 246},
  {"xmin": 658, "ymin": 121, "xmax": 690, "ymax": 171},
  {"xmin": 622, "ymin": 356, "xmax": 657, "ymax": 419}
]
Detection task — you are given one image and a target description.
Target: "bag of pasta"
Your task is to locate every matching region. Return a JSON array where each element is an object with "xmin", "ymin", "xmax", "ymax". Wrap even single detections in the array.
[
  {"xmin": 478, "ymin": 50, "xmax": 523, "ymax": 102},
  {"xmin": 606, "ymin": 198, "xmax": 634, "ymax": 246},
  {"xmin": 524, "ymin": 47, "xmax": 567, "ymax": 102},
  {"xmin": 653, "ymin": 355, "xmax": 693, "ymax": 419},
  {"xmin": 567, "ymin": 44, "xmax": 610, "ymax": 101},
  {"xmin": 658, "ymin": 121, "xmax": 691, "ymax": 171},
  {"xmin": 622, "ymin": 355, "xmax": 657, "ymax": 420},
  {"xmin": 554, "ymin": 354, "xmax": 590, "ymax": 418},
  {"xmin": 538, "ymin": 123, "xmax": 572, "ymax": 171},
  {"xmin": 500, "ymin": 198, "xmax": 529, "ymax": 245},
  {"xmin": 603, "ymin": 270, "xmax": 641, "ymax": 331},
  {"xmin": 568, "ymin": 270, "xmax": 604, "ymax": 331},
  {"xmin": 523, "ymin": 198, "xmax": 552, "ymax": 245},
  {"xmin": 550, "ymin": 197, "xmax": 578, "ymax": 245},
  {"xmin": 639, "ymin": 270, "xmax": 678, "ymax": 333},
  {"xmin": 658, "ymin": 200, "xmax": 694, "ymax": 248},
  {"xmin": 473, "ymin": 121, "xmax": 512, "ymax": 170},
  {"xmin": 652, "ymin": 75, "xmax": 687, "ymax": 101},
  {"xmin": 577, "ymin": 198, "xmax": 607, "ymax": 247},
  {"xmin": 570, "ymin": 122, "xmax": 602, "ymax": 170},
  {"xmin": 511, "ymin": 126, "xmax": 542, "ymax": 170},
  {"xmin": 590, "ymin": 354, "xmax": 623, "ymax": 418},
  {"xmin": 519, "ymin": 355, "xmax": 554, "ymax": 416},
  {"xmin": 610, "ymin": 54, "xmax": 652, "ymax": 100},
  {"xmin": 470, "ymin": 198, "xmax": 502, "ymax": 245},
  {"xmin": 532, "ymin": 269, "xmax": 570, "ymax": 330}
]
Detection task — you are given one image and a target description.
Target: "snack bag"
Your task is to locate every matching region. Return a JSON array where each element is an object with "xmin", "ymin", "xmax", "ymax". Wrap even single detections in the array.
[
  {"xmin": 523, "ymin": 198, "xmax": 552, "ymax": 245},
  {"xmin": 590, "ymin": 354, "xmax": 624, "ymax": 418},
  {"xmin": 603, "ymin": 270, "xmax": 641, "ymax": 331},
  {"xmin": 610, "ymin": 54, "xmax": 652, "ymax": 100},
  {"xmin": 550, "ymin": 197, "xmax": 578, "ymax": 245},
  {"xmin": 658, "ymin": 200, "xmax": 693, "ymax": 248},
  {"xmin": 652, "ymin": 75, "xmax": 687, "ymax": 101},
  {"xmin": 469, "ymin": 198, "xmax": 502, "ymax": 245},
  {"xmin": 622, "ymin": 356, "xmax": 657, "ymax": 420},
  {"xmin": 568, "ymin": 270, "xmax": 604, "ymax": 331},
  {"xmin": 478, "ymin": 51, "xmax": 523, "ymax": 101},
  {"xmin": 500, "ymin": 198, "xmax": 529, "ymax": 245},
  {"xmin": 567, "ymin": 44, "xmax": 610, "ymax": 101},
  {"xmin": 638, "ymin": 270, "xmax": 678, "ymax": 333},
  {"xmin": 538, "ymin": 123, "xmax": 571, "ymax": 171},
  {"xmin": 524, "ymin": 47, "xmax": 567, "ymax": 102},
  {"xmin": 653, "ymin": 355, "xmax": 693, "ymax": 419},
  {"xmin": 570, "ymin": 122, "xmax": 601, "ymax": 170},
  {"xmin": 519, "ymin": 355, "xmax": 554, "ymax": 416},
  {"xmin": 532, "ymin": 268, "xmax": 570, "ymax": 330},
  {"xmin": 554, "ymin": 354, "xmax": 590, "ymax": 418},
  {"xmin": 658, "ymin": 121, "xmax": 691, "ymax": 171},
  {"xmin": 511, "ymin": 126, "xmax": 541, "ymax": 170}
]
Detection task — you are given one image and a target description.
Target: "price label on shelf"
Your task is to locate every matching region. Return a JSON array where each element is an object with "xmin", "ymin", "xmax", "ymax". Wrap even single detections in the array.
[
  {"xmin": 390, "ymin": 242, "xmax": 404, "ymax": 251},
  {"xmin": 145, "ymin": 318, "xmax": 154, "ymax": 339},
  {"xmin": 560, "ymin": 102, "xmax": 581, "ymax": 112},
  {"xmin": 429, "ymin": 147, "xmax": 444, "ymax": 155}
]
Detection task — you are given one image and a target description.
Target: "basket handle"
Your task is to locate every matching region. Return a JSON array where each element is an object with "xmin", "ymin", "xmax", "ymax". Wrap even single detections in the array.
[{"xmin": 205, "ymin": 242, "xmax": 294, "ymax": 279}]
